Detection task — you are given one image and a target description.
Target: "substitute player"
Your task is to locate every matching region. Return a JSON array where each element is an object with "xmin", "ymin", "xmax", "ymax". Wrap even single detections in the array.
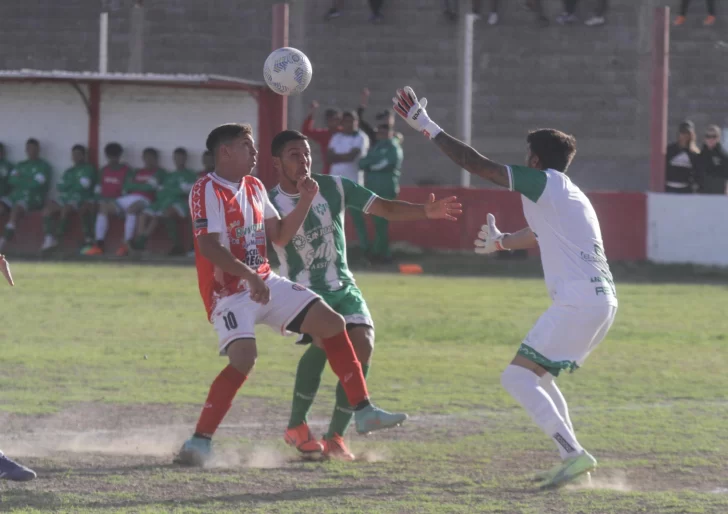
[
  {"xmin": 83, "ymin": 143, "xmax": 132, "ymax": 256},
  {"xmin": 0, "ymin": 254, "xmax": 36, "ymax": 481},
  {"xmin": 41, "ymin": 144, "xmax": 97, "ymax": 252},
  {"xmin": 269, "ymin": 130, "xmax": 461, "ymax": 460},
  {"xmin": 134, "ymin": 147, "xmax": 197, "ymax": 255},
  {"xmin": 393, "ymin": 86, "xmax": 618, "ymax": 489},
  {"xmin": 174, "ymin": 123, "xmax": 407, "ymax": 466},
  {"xmin": 0, "ymin": 139, "xmax": 52, "ymax": 253}
]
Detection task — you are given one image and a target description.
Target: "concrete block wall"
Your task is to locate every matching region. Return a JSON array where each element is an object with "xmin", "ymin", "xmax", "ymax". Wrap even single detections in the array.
[{"xmin": 0, "ymin": 0, "xmax": 724, "ymax": 191}]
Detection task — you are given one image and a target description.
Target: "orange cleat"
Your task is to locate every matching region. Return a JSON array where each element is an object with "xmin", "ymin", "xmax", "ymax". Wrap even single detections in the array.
[
  {"xmin": 284, "ymin": 423, "xmax": 323, "ymax": 455},
  {"xmin": 322, "ymin": 433, "xmax": 355, "ymax": 462},
  {"xmin": 82, "ymin": 245, "xmax": 104, "ymax": 256},
  {"xmin": 704, "ymin": 15, "xmax": 716, "ymax": 26},
  {"xmin": 115, "ymin": 244, "xmax": 130, "ymax": 257},
  {"xmin": 673, "ymin": 15, "xmax": 686, "ymax": 26}
]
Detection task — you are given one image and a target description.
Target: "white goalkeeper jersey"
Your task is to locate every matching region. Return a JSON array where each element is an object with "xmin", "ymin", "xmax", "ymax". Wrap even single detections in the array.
[{"xmin": 506, "ymin": 165, "xmax": 618, "ymax": 306}]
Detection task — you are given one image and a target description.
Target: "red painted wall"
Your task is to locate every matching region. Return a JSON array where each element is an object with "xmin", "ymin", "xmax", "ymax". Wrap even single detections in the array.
[
  {"xmin": 346, "ymin": 188, "xmax": 647, "ymax": 261},
  {"xmin": 1, "ymin": 189, "xmax": 647, "ymax": 261}
]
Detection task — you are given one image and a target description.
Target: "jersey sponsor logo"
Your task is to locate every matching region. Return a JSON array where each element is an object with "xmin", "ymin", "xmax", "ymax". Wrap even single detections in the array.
[
  {"xmin": 312, "ymin": 202, "xmax": 328, "ymax": 216},
  {"xmin": 304, "ymin": 241, "xmax": 336, "ymax": 270},
  {"xmin": 291, "ymin": 283, "xmax": 306, "ymax": 292},
  {"xmin": 194, "ymin": 218, "xmax": 208, "ymax": 230},
  {"xmin": 231, "ymin": 221, "xmax": 263, "ymax": 239},
  {"xmin": 244, "ymin": 247, "xmax": 266, "ymax": 268},
  {"xmin": 292, "ymin": 224, "xmax": 335, "ymax": 250}
]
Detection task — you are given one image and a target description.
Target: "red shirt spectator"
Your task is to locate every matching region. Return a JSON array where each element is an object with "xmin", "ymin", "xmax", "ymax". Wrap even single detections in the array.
[{"xmin": 301, "ymin": 101, "xmax": 341, "ymax": 175}]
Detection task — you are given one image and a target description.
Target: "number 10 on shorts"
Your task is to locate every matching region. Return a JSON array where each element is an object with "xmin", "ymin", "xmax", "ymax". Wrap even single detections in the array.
[{"xmin": 222, "ymin": 312, "xmax": 238, "ymax": 331}]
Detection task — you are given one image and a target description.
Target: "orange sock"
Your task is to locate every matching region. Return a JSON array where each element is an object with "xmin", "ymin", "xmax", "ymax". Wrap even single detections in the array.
[
  {"xmin": 321, "ymin": 331, "xmax": 369, "ymax": 406},
  {"xmin": 194, "ymin": 365, "xmax": 247, "ymax": 438}
]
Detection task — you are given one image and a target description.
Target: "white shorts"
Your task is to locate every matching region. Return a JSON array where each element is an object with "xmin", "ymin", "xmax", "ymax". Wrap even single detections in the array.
[
  {"xmin": 115, "ymin": 194, "xmax": 149, "ymax": 213},
  {"xmin": 518, "ymin": 302, "xmax": 617, "ymax": 376},
  {"xmin": 212, "ymin": 273, "xmax": 320, "ymax": 355}
]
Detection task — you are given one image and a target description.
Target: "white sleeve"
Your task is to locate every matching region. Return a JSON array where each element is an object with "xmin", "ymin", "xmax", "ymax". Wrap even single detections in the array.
[{"xmin": 189, "ymin": 180, "xmax": 224, "ymax": 236}]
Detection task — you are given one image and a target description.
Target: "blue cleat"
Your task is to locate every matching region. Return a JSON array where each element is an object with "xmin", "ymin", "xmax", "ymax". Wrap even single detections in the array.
[
  {"xmin": 173, "ymin": 436, "xmax": 213, "ymax": 467},
  {"xmin": 355, "ymin": 404, "xmax": 408, "ymax": 435},
  {"xmin": 0, "ymin": 452, "xmax": 36, "ymax": 481}
]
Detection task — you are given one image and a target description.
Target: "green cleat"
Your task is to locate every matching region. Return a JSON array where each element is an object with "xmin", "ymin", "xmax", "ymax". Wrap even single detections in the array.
[
  {"xmin": 539, "ymin": 451, "xmax": 597, "ymax": 490},
  {"xmin": 355, "ymin": 404, "xmax": 408, "ymax": 435},
  {"xmin": 173, "ymin": 436, "xmax": 213, "ymax": 467},
  {"xmin": 532, "ymin": 462, "xmax": 562, "ymax": 482}
]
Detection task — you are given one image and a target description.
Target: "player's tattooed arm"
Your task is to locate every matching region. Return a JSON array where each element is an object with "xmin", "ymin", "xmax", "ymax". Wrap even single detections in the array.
[{"xmin": 432, "ymin": 132, "xmax": 510, "ymax": 189}]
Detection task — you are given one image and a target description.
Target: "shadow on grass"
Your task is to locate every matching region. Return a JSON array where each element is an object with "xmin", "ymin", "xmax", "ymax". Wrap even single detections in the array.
[{"xmin": 0, "ymin": 486, "xmax": 373, "ymax": 511}]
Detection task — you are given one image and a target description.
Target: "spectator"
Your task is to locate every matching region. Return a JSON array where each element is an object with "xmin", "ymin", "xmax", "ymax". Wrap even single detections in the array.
[
  {"xmin": 134, "ymin": 147, "xmax": 197, "ymax": 255},
  {"xmin": 301, "ymin": 102, "xmax": 342, "ymax": 175},
  {"xmin": 199, "ymin": 150, "xmax": 214, "ymax": 177},
  {"xmin": 0, "ymin": 139, "xmax": 52, "ymax": 253},
  {"xmin": 83, "ymin": 143, "xmax": 132, "ymax": 256},
  {"xmin": 665, "ymin": 120, "xmax": 701, "ymax": 194},
  {"xmin": 584, "ymin": 1, "xmax": 608, "ymax": 26},
  {"xmin": 0, "ymin": 143, "xmax": 14, "ymax": 218},
  {"xmin": 368, "ymin": 0, "xmax": 385, "ymax": 23},
  {"xmin": 41, "ymin": 144, "xmax": 97, "ymax": 252},
  {"xmin": 114, "ymin": 147, "xmax": 165, "ymax": 256},
  {"xmin": 355, "ymin": 110, "xmax": 404, "ymax": 263},
  {"xmin": 525, "ymin": 0, "xmax": 550, "ymax": 27},
  {"xmin": 328, "ymin": 110, "xmax": 369, "ymax": 185},
  {"xmin": 328, "ymin": 111, "xmax": 370, "ymax": 249},
  {"xmin": 698, "ymin": 125, "xmax": 728, "ymax": 194},
  {"xmin": 357, "ymin": 88, "xmax": 377, "ymax": 143},
  {"xmin": 442, "ymin": 1, "xmax": 492, "ymax": 23},
  {"xmin": 674, "ymin": 0, "xmax": 716, "ymax": 26},
  {"xmin": 324, "ymin": 0, "xmax": 342, "ymax": 20},
  {"xmin": 557, "ymin": 0, "xmax": 609, "ymax": 25},
  {"xmin": 557, "ymin": 0, "xmax": 579, "ymax": 24}
]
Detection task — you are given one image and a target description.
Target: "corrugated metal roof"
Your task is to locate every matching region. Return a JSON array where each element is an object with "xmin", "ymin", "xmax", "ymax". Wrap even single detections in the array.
[{"xmin": 0, "ymin": 69, "xmax": 264, "ymax": 87}]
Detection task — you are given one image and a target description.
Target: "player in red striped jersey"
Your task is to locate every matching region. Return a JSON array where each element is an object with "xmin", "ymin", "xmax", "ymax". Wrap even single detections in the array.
[{"xmin": 174, "ymin": 123, "xmax": 407, "ymax": 466}]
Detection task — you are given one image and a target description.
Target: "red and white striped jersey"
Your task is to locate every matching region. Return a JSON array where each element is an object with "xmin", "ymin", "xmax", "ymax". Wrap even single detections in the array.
[{"xmin": 189, "ymin": 173, "xmax": 279, "ymax": 320}]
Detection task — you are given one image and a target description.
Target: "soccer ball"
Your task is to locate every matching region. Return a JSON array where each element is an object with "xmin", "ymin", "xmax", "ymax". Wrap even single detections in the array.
[{"xmin": 263, "ymin": 47, "xmax": 312, "ymax": 96}]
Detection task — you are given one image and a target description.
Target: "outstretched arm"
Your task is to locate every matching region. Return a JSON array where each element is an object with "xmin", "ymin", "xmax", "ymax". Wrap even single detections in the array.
[
  {"xmin": 393, "ymin": 86, "xmax": 510, "ymax": 188},
  {"xmin": 432, "ymin": 132, "xmax": 510, "ymax": 188},
  {"xmin": 367, "ymin": 194, "xmax": 461, "ymax": 222}
]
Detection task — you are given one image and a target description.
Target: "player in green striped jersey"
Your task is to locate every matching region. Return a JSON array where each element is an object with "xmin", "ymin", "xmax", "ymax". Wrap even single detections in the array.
[{"xmin": 269, "ymin": 130, "xmax": 461, "ymax": 461}]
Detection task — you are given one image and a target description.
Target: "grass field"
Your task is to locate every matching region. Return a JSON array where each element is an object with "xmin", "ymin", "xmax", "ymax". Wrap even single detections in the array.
[{"xmin": 1, "ymin": 260, "xmax": 727, "ymax": 513}]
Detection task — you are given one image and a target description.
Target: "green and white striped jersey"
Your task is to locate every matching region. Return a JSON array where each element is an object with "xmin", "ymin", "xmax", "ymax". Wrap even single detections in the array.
[
  {"xmin": 506, "ymin": 165, "xmax": 617, "ymax": 305},
  {"xmin": 268, "ymin": 174, "xmax": 377, "ymax": 292}
]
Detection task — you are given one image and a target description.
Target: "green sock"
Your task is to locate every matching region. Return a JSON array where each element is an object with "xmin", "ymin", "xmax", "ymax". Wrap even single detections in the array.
[
  {"xmin": 57, "ymin": 217, "xmax": 69, "ymax": 238},
  {"xmin": 288, "ymin": 344, "xmax": 327, "ymax": 429},
  {"xmin": 326, "ymin": 363, "xmax": 370, "ymax": 439},
  {"xmin": 165, "ymin": 217, "xmax": 180, "ymax": 247},
  {"xmin": 42, "ymin": 215, "xmax": 55, "ymax": 236},
  {"xmin": 82, "ymin": 212, "xmax": 95, "ymax": 241}
]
